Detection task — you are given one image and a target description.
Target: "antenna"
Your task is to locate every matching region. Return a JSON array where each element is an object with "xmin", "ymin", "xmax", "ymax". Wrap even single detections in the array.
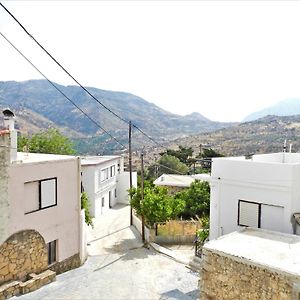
[{"xmin": 283, "ymin": 140, "xmax": 287, "ymax": 153}]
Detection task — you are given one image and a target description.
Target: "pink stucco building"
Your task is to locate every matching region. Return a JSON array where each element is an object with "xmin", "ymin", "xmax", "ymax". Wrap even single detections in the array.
[{"xmin": 0, "ymin": 110, "xmax": 85, "ymax": 281}]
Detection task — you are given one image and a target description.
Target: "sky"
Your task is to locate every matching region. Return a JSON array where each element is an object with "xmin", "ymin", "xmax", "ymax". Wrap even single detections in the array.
[{"xmin": 1, "ymin": 1, "xmax": 300, "ymax": 122}]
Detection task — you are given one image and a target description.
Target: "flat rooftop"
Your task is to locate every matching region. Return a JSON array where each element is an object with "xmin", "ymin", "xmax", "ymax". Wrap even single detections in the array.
[
  {"xmin": 154, "ymin": 173, "xmax": 210, "ymax": 187},
  {"xmin": 204, "ymin": 228, "xmax": 300, "ymax": 277},
  {"xmin": 15, "ymin": 152, "xmax": 77, "ymax": 164},
  {"xmin": 214, "ymin": 152, "xmax": 300, "ymax": 164},
  {"xmin": 81, "ymin": 155, "xmax": 121, "ymax": 166}
]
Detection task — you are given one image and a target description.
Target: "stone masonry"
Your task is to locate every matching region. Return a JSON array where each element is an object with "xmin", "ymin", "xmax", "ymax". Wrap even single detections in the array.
[
  {"xmin": 0, "ymin": 230, "xmax": 48, "ymax": 285},
  {"xmin": 200, "ymin": 248, "xmax": 294, "ymax": 300}
]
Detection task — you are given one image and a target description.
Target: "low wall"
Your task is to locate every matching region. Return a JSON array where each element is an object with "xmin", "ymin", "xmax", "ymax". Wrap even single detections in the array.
[
  {"xmin": 200, "ymin": 248, "xmax": 295, "ymax": 300},
  {"xmin": 49, "ymin": 254, "xmax": 81, "ymax": 275},
  {"xmin": 132, "ymin": 212, "xmax": 152, "ymax": 242},
  {"xmin": 132, "ymin": 213, "xmax": 195, "ymax": 244},
  {"xmin": 80, "ymin": 209, "xmax": 88, "ymax": 264}
]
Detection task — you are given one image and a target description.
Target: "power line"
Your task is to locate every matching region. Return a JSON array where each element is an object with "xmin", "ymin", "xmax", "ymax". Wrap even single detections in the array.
[
  {"xmin": 0, "ymin": 31, "xmax": 127, "ymax": 150},
  {"xmin": 0, "ymin": 2, "xmax": 168, "ymax": 150},
  {"xmin": 0, "ymin": 2, "xmax": 128, "ymax": 125}
]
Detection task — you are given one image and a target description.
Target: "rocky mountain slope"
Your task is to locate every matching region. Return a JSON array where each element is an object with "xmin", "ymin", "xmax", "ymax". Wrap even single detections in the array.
[
  {"xmin": 161, "ymin": 115, "xmax": 300, "ymax": 158},
  {"xmin": 0, "ymin": 80, "xmax": 234, "ymax": 153}
]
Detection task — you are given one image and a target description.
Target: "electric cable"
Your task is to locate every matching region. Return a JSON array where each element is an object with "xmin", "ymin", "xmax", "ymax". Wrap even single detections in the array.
[
  {"xmin": 0, "ymin": 31, "xmax": 127, "ymax": 150},
  {"xmin": 0, "ymin": 2, "xmax": 168, "ymax": 150}
]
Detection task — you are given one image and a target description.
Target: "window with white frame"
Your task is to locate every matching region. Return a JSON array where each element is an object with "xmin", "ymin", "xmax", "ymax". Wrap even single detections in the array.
[
  {"xmin": 25, "ymin": 178, "xmax": 57, "ymax": 214},
  {"xmin": 110, "ymin": 165, "xmax": 115, "ymax": 177},
  {"xmin": 238, "ymin": 200, "xmax": 261, "ymax": 228}
]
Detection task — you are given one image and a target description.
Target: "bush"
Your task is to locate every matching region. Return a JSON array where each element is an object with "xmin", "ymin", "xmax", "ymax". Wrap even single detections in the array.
[{"xmin": 81, "ymin": 192, "xmax": 93, "ymax": 228}]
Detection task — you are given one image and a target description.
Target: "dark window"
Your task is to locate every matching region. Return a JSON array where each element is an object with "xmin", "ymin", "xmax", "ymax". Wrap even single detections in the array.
[
  {"xmin": 102, "ymin": 197, "xmax": 105, "ymax": 207},
  {"xmin": 238, "ymin": 200, "xmax": 261, "ymax": 228},
  {"xmin": 114, "ymin": 188, "xmax": 117, "ymax": 198},
  {"xmin": 47, "ymin": 240, "xmax": 57, "ymax": 265}
]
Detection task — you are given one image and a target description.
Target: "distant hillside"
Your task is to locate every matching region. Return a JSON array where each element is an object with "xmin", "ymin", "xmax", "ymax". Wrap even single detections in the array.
[
  {"xmin": 162, "ymin": 115, "xmax": 300, "ymax": 158},
  {"xmin": 243, "ymin": 99, "xmax": 300, "ymax": 121},
  {"xmin": 0, "ymin": 80, "xmax": 234, "ymax": 154}
]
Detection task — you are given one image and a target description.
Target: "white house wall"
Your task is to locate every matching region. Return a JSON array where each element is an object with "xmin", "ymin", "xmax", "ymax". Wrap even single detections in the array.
[
  {"xmin": 82, "ymin": 157, "xmax": 123, "ymax": 218},
  {"xmin": 117, "ymin": 171, "xmax": 137, "ymax": 204},
  {"xmin": 210, "ymin": 157, "xmax": 295, "ymax": 240},
  {"xmin": 81, "ymin": 165, "xmax": 96, "ymax": 217}
]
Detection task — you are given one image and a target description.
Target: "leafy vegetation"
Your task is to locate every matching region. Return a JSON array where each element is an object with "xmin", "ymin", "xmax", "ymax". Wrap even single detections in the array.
[
  {"xmin": 130, "ymin": 184, "xmax": 185, "ymax": 227},
  {"xmin": 81, "ymin": 192, "xmax": 93, "ymax": 228},
  {"xmin": 175, "ymin": 180, "xmax": 210, "ymax": 219},
  {"xmin": 18, "ymin": 128, "xmax": 75, "ymax": 155}
]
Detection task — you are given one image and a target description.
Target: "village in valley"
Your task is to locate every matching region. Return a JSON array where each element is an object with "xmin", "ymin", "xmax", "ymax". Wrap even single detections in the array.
[{"xmin": 1, "ymin": 1, "xmax": 300, "ymax": 300}]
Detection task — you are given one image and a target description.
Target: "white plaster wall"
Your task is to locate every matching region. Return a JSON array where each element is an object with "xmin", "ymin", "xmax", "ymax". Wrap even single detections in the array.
[
  {"xmin": 8, "ymin": 158, "xmax": 81, "ymax": 263},
  {"xmin": 210, "ymin": 158, "xmax": 294, "ymax": 240},
  {"xmin": 117, "ymin": 171, "xmax": 137, "ymax": 204},
  {"xmin": 81, "ymin": 165, "xmax": 96, "ymax": 217},
  {"xmin": 0, "ymin": 133, "xmax": 10, "ymax": 244}
]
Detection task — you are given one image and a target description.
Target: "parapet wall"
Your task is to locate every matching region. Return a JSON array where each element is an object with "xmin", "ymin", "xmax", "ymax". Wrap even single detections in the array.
[{"xmin": 200, "ymin": 248, "xmax": 295, "ymax": 300}]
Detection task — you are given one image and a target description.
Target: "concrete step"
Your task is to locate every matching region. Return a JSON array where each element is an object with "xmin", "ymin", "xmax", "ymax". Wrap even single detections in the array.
[{"xmin": 188, "ymin": 256, "xmax": 202, "ymax": 272}]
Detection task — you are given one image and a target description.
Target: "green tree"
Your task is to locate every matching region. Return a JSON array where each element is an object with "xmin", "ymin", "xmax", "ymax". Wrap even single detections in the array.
[
  {"xmin": 18, "ymin": 128, "xmax": 75, "ymax": 155},
  {"xmin": 81, "ymin": 192, "xmax": 93, "ymax": 227},
  {"xmin": 130, "ymin": 185, "xmax": 185, "ymax": 227},
  {"xmin": 161, "ymin": 146, "xmax": 194, "ymax": 165},
  {"xmin": 198, "ymin": 148, "xmax": 223, "ymax": 159},
  {"xmin": 175, "ymin": 180, "xmax": 210, "ymax": 219},
  {"xmin": 157, "ymin": 154, "xmax": 189, "ymax": 175}
]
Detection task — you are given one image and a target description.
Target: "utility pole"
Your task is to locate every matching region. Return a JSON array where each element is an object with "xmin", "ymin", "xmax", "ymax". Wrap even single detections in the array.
[
  {"xmin": 129, "ymin": 121, "xmax": 133, "ymax": 225},
  {"xmin": 141, "ymin": 151, "xmax": 145, "ymax": 242}
]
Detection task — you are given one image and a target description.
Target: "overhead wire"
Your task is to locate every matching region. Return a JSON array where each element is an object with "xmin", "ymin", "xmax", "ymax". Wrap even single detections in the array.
[
  {"xmin": 0, "ymin": 31, "xmax": 127, "ymax": 150},
  {"xmin": 0, "ymin": 2, "xmax": 168, "ymax": 150}
]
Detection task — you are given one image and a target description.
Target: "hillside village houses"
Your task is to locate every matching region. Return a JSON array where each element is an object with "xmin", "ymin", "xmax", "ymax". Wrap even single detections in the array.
[{"xmin": 0, "ymin": 109, "xmax": 135, "ymax": 298}]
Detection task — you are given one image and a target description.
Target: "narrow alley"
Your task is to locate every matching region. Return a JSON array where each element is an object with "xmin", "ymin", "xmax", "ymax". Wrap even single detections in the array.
[{"xmin": 13, "ymin": 205, "xmax": 199, "ymax": 300}]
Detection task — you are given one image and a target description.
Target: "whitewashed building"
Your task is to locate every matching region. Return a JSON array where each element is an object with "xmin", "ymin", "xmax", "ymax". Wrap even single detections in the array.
[
  {"xmin": 81, "ymin": 156, "xmax": 136, "ymax": 218},
  {"xmin": 210, "ymin": 152, "xmax": 300, "ymax": 240}
]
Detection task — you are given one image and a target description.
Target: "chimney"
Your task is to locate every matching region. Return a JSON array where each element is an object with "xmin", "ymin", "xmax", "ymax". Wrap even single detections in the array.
[{"xmin": 2, "ymin": 109, "xmax": 17, "ymax": 162}]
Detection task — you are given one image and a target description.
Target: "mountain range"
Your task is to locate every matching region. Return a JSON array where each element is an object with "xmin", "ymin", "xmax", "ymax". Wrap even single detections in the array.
[
  {"xmin": 0, "ymin": 80, "xmax": 233, "ymax": 153},
  {"xmin": 243, "ymin": 99, "xmax": 300, "ymax": 121},
  {"xmin": 166, "ymin": 115, "xmax": 300, "ymax": 157},
  {"xmin": 2, "ymin": 80, "xmax": 300, "ymax": 156}
]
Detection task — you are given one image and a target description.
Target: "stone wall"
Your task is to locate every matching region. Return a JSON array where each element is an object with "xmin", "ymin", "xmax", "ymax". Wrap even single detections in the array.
[
  {"xmin": 0, "ymin": 230, "xmax": 47, "ymax": 285},
  {"xmin": 49, "ymin": 253, "xmax": 81, "ymax": 275},
  {"xmin": 200, "ymin": 249, "xmax": 294, "ymax": 300}
]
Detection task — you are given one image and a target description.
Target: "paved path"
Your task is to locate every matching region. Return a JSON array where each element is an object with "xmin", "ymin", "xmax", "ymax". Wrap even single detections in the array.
[{"xmin": 14, "ymin": 205, "xmax": 199, "ymax": 300}]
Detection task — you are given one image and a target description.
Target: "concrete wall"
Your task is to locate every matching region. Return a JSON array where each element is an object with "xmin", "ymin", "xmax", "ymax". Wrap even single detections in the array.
[
  {"xmin": 8, "ymin": 157, "xmax": 81, "ymax": 263},
  {"xmin": 0, "ymin": 132, "xmax": 10, "ymax": 244},
  {"xmin": 200, "ymin": 248, "xmax": 294, "ymax": 300},
  {"xmin": 117, "ymin": 171, "xmax": 137, "ymax": 204},
  {"xmin": 210, "ymin": 157, "xmax": 296, "ymax": 240}
]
